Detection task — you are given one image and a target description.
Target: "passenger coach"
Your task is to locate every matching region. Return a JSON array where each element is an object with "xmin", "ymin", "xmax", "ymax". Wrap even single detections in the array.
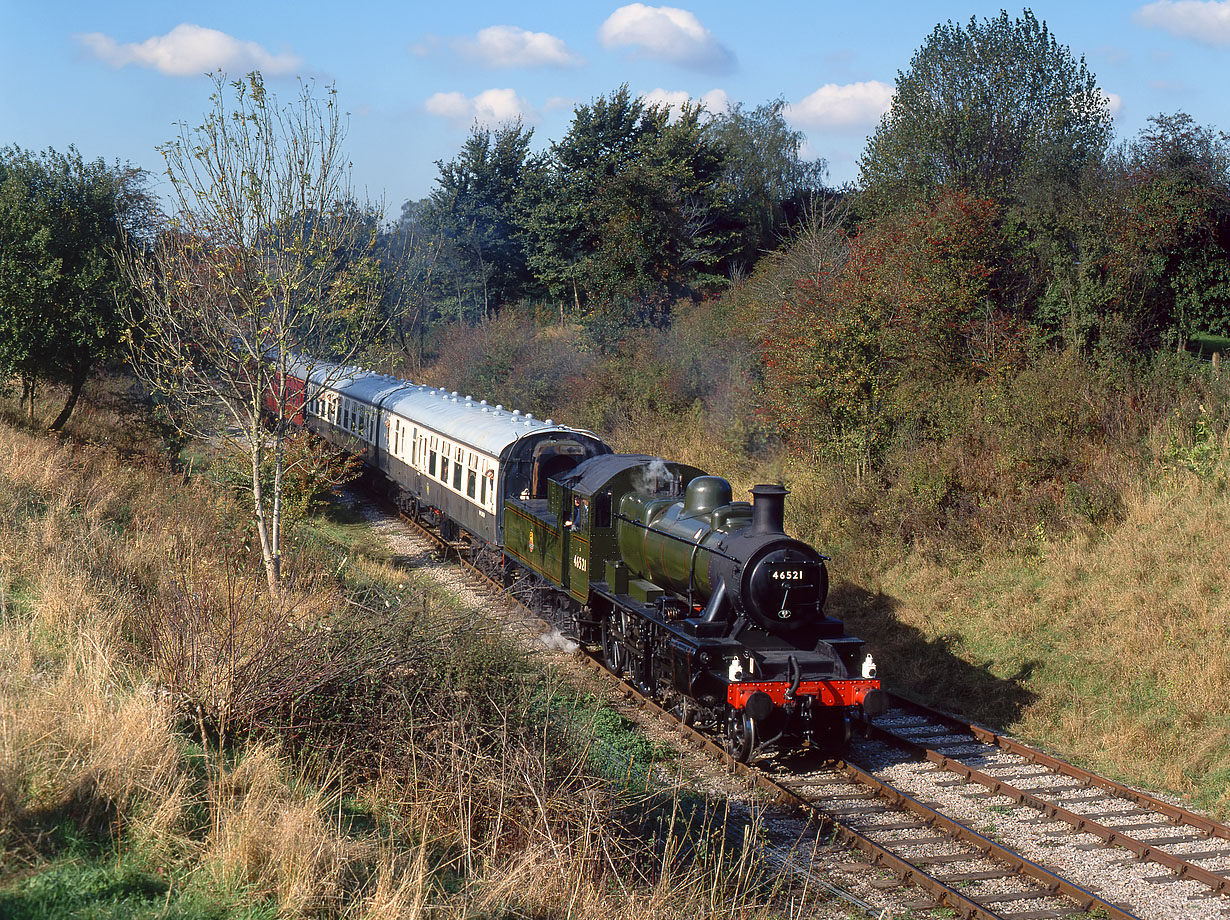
[{"xmin": 284, "ymin": 358, "xmax": 610, "ymax": 545}]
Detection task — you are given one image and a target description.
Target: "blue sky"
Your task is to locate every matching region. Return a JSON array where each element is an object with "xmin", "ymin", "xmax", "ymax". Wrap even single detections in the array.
[{"xmin": 3, "ymin": 2, "xmax": 1228, "ymax": 219}]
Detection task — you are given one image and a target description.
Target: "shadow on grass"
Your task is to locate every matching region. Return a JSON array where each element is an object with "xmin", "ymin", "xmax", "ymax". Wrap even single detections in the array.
[
  {"xmin": 1, "ymin": 783, "xmax": 272, "ymax": 920},
  {"xmin": 829, "ymin": 582, "xmax": 1038, "ymax": 730}
]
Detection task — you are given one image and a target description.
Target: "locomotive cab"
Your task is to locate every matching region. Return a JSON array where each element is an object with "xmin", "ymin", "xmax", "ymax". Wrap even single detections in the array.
[
  {"xmin": 502, "ymin": 434, "xmax": 609, "ymax": 503},
  {"xmin": 530, "ymin": 440, "xmax": 589, "ymax": 498}
]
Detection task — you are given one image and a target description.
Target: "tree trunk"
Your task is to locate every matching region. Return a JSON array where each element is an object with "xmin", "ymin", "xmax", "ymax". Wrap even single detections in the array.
[
  {"xmin": 49, "ymin": 362, "xmax": 90, "ymax": 431},
  {"xmin": 250, "ymin": 425, "xmax": 280, "ymax": 596},
  {"xmin": 20, "ymin": 376, "xmax": 35, "ymax": 423}
]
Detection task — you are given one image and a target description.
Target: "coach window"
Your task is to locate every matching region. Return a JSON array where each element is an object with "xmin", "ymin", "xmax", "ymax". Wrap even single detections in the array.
[
  {"xmin": 453, "ymin": 447, "xmax": 463, "ymax": 491},
  {"xmin": 440, "ymin": 444, "xmax": 450, "ymax": 484},
  {"xmin": 466, "ymin": 468, "xmax": 477, "ymax": 499},
  {"xmin": 428, "ymin": 438, "xmax": 438, "ymax": 477},
  {"xmin": 411, "ymin": 428, "xmax": 418, "ymax": 465}
]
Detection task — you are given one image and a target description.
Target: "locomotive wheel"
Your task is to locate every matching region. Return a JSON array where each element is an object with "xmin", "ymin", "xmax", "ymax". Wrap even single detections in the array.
[
  {"xmin": 724, "ymin": 709, "xmax": 757, "ymax": 763},
  {"xmin": 601, "ymin": 621, "xmax": 627, "ymax": 677}
]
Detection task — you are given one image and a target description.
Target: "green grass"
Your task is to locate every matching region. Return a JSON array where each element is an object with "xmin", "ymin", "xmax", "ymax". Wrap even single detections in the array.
[
  {"xmin": 0, "ymin": 831, "xmax": 275, "ymax": 920},
  {"xmin": 298, "ymin": 498, "xmax": 392, "ymax": 563},
  {"xmin": 579, "ymin": 701, "xmax": 669, "ymax": 784},
  {"xmin": 1188, "ymin": 331, "xmax": 1230, "ymax": 357}
]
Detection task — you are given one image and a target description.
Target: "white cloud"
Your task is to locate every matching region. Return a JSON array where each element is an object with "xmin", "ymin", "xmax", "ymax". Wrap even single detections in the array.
[
  {"xmin": 544, "ymin": 96, "xmax": 577, "ymax": 113},
  {"xmin": 457, "ymin": 25, "xmax": 583, "ymax": 68},
  {"xmin": 410, "ymin": 35, "xmax": 440, "ymax": 57},
  {"xmin": 1135, "ymin": 1, "xmax": 1230, "ymax": 45},
  {"xmin": 599, "ymin": 4, "xmax": 736, "ymax": 73},
  {"xmin": 785, "ymin": 81, "xmax": 894, "ymax": 130},
  {"xmin": 1101, "ymin": 90, "xmax": 1124, "ymax": 116},
  {"xmin": 640, "ymin": 87, "xmax": 730, "ymax": 117},
  {"xmin": 424, "ymin": 88, "xmax": 535, "ymax": 126},
  {"xmin": 76, "ymin": 23, "xmax": 301, "ymax": 77}
]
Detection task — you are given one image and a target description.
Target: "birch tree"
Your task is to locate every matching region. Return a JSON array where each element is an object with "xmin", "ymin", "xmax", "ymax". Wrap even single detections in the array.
[{"xmin": 125, "ymin": 72, "xmax": 388, "ymax": 594}]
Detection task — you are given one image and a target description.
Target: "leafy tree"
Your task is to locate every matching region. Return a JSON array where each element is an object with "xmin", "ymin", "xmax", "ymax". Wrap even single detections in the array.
[
  {"xmin": 708, "ymin": 100, "xmax": 828, "ymax": 273},
  {"xmin": 0, "ymin": 146, "xmax": 155, "ymax": 428},
  {"xmin": 520, "ymin": 85, "xmax": 726, "ymax": 323},
  {"xmin": 426, "ymin": 121, "xmax": 536, "ymax": 321},
  {"xmin": 124, "ymin": 73, "xmax": 388, "ymax": 594},
  {"xmin": 1102, "ymin": 113, "xmax": 1230, "ymax": 345},
  {"xmin": 759, "ymin": 189, "xmax": 1012, "ymax": 471},
  {"xmin": 859, "ymin": 10, "xmax": 1111, "ymax": 213},
  {"xmin": 376, "ymin": 209, "xmax": 441, "ymax": 373}
]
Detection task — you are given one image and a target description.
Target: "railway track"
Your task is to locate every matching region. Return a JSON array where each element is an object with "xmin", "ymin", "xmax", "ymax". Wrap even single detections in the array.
[
  {"xmin": 858, "ymin": 695, "xmax": 1230, "ymax": 906},
  {"xmin": 382, "ymin": 502, "xmax": 1228, "ymax": 919}
]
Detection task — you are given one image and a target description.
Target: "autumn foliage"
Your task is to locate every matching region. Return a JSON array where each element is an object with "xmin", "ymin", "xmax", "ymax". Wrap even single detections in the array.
[{"xmin": 759, "ymin": 189, "xmax": 1019, "ymax": 465}]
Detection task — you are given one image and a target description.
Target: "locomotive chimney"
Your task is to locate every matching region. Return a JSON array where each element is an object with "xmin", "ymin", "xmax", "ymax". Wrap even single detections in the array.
[{"xmin": 749, "ymin": 484, "xmax": 788, "ymax": 535}]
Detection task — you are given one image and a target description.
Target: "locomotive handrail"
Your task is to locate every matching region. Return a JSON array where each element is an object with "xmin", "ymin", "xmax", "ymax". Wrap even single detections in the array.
[{"xmin": 613, "ymin": 511, "xmax": 739, "ymax": 561}]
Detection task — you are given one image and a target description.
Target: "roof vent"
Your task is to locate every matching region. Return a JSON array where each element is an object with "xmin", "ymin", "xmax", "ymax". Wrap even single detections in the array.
[
  {"xmin": 496, "ymin": 404, "xmax": 503, "ymax": 410},
  {"xmin": 526, "ymin": 413, "xmax": 534, "ymax": 420},
  {"xmin": 545, "ymin": 419, "xmax": 553, "ymax": 426},
  {"xmin": 480, "ymin": 399, "xmax": 487, "ymax": 406},
  {"xmin": 512, "ymin": 409, "xmax": 520, "ymax": 416},
  {"xmin": 451, "ymin": 391, "xmax": 458, "ymax": 397}
]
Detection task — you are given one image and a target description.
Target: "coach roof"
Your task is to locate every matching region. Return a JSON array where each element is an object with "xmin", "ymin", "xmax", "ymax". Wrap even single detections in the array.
[{"xmin": 293, "ymin": 356, "xmax": 602, "ymax": 458}]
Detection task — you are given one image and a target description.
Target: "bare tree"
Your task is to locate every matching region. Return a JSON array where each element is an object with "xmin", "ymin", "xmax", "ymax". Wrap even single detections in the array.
[{"xmin": 125, "ymin": 72, "xmax": 389, "ymax": 594}]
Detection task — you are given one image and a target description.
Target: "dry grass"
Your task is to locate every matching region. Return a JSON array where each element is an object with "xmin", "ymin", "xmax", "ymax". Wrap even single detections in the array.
[
  {"xmin": 857, "ymin": 454, "xmax": 1230, "ymax": 812},
  {"xmin": 0, "ymin": 390, "xmax": 812, "ymax": 918}
]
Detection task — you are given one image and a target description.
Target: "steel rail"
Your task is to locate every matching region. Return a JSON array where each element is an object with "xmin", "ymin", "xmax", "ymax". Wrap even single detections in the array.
[
  {"xmin": 386, "ymin": 505, "xmax": 1140, "ymax": 920},
  {"xmin": 827, "ymin": 760, "xmax": 1140, "ymax": 920},
  {"xmin": 885, "ymin": 692, "xmax": 1230, "ymax": 843},
  {"xmin": 868, "ymin": 719, "xmax": 1230, "ymax": 897}
]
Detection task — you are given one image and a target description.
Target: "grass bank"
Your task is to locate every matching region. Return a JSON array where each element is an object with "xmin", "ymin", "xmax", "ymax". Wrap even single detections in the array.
[{"xmin": 0, "ymin": 382, "xmax": 833, "ymax": 918}]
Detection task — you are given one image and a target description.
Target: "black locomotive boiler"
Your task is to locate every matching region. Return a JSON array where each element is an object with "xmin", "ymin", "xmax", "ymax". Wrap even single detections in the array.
[{"xmin": 279, "ymin": 357, "xmax": 884, "ymax": 761}]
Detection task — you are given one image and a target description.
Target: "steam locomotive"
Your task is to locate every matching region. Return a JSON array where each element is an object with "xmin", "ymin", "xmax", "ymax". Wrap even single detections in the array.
[{"xmin": 272, "ymin": 357, "xmax": 885, "ymax": 761}]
